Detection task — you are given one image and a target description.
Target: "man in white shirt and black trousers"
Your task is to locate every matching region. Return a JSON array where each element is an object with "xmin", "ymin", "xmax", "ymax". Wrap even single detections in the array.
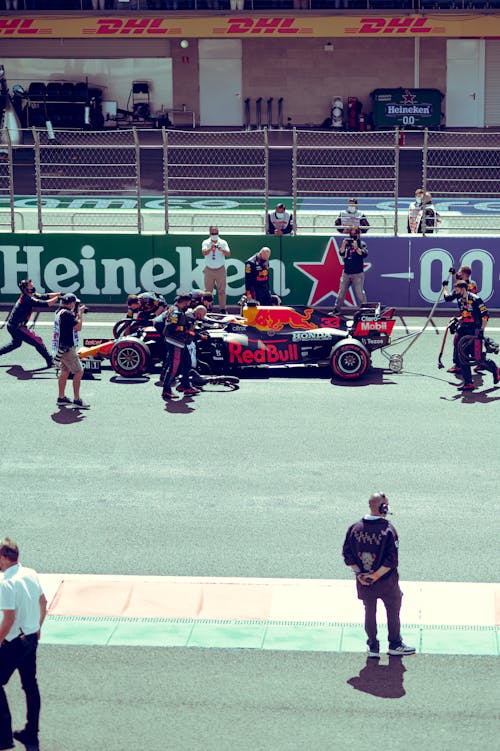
[{"xmin": 0, "ymin": 538, "xmax": 47, "ymax": 750}]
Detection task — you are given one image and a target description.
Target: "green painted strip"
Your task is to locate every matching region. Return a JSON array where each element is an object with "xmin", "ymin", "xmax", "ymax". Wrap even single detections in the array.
[{"xmin": 41, "ymin": 617, "xmax": 500, "ymax": 656}]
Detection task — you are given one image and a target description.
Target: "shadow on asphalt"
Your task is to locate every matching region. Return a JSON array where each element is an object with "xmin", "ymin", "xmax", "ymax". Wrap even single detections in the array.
[
  {"xmin": 50, "ymin": 407, "xmax": 87, "ymax": 424},
  {"xmin": 2, "ymin": 364, "xmax": 53, "ymax": 380},
  {"xmin": 347, "ymin": 655, "xmax": 407, "ymax": 699}
]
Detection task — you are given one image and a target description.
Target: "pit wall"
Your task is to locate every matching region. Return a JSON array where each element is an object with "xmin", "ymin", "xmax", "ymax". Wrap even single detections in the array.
[{"xmin": 0, "ymin": 234, "xmax": 498, "ymax": 309}]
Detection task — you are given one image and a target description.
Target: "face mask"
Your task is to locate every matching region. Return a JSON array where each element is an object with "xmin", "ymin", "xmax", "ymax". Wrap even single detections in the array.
[
  {"xmin": 210, "ymin": 234, "xmax": 219, "ymax": 242},
  {"xmin": 275, "ymin": 212, "xmax": 285, "ymax": 220},
  {"xmin": 347, "ymin": 206, "xmax": 356, "ymax": 214},
  {"xmin": 415, "ymin": 198, "xmax": 422, "ymax": 206}
]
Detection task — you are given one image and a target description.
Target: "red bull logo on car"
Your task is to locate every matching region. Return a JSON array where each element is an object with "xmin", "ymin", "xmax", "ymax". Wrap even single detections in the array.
[
  {"xmin": 243, "ymin": 306, "xmax": 317, "ymax": 332},
  {"xmin": 229, "ymin": 339, "xmax": 299, "ymax": 364}
]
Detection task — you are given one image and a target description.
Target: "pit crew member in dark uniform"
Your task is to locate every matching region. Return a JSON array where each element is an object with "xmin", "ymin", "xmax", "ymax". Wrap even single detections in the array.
[
  {"xmin": 342, "ymin": 493, "xmax": 415, "ymax": 658},
  {"xmin": 335, "ymin": 198, "xmax": 369, "ymax": 235},
  {"xmin": 454, "ymin": 265, "xmax": 477, "ymax": 294},
  {"xmin": 136, "ymin": 292, "xmax": 166, "ymax": 323},
  {"xmin": 268, "ymin": 203, "xmax": 293, "ymax": 235},
  {"xmin": 0, "ymin": 279, "xmax": 60, "ymax": 368},
  {"xmin": 161, "ymin": 293, "xmax": 198, "ymax": 401},
  {"xmin": 245, "ymin": 247, "xmax": 272, "ymax": 305},
  {"xmin": 443, "ymin": 280, "xmax": 499, "ymax": 390},
  {"xmin": 334, "ymin": 228, "xmax": 368, "ymax": 311}
]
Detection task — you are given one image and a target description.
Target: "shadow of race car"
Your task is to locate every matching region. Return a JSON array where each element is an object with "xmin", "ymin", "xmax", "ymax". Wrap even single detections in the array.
[{"xmin": 78, "ymin": 302, "xmax": 396, "ymax": 381}]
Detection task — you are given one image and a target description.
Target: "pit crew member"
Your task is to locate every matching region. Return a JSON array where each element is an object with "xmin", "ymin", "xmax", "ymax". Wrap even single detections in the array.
[
  {"xmin": 245, "ymin": 247, "xmax": 272, "ymax": 305},
  {"xmin": 0, "ymin": 279, "xmax": 60, "ymax": 368},
  {"xmin": 444, "ymin": 280, "xmax": 499, "ymax": 390},
  {"xmin": 161, "ymin": 293, "xmax": 198, "ymax": 401}
]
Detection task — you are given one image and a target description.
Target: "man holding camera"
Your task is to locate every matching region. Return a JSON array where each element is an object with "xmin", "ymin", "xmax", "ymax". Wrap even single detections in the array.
[
  {"xmin": 334, "ymin": 228, "xmax": 368, "ymax": 312},
  {"xmin": 342, "ymin": 493, "xmax": 416, "ymax": 658},
  {"xmin": 53, "ymin": 293, "xmax": 89, "ymax": 408},
  {"xmin": 201, "ymin": 226, "xmax": 231, "ymax": 313}
]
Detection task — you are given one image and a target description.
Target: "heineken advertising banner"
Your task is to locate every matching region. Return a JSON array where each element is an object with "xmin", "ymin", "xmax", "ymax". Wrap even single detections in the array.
[{"xmin": 0, "ymin": 234, "xmax": 498, "ymax": 308}]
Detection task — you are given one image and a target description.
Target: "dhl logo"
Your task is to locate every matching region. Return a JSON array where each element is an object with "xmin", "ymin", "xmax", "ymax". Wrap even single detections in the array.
[
  {"xmin": 353, "ymin": 319, "xmax": 395, "ymax": 336},
  {"xmin": 0, "ymin": 19, "xmax": 47, "ymax": 35},
  {"xmin": 347, "ymin": 17, "xmax": 438, "ymax": 35},
  {"xmin": 224, "ymin": 18, "xmax": 304, "ymax": 35},
  {"xmin": 243, "ymin": 306, "xmax": 317, "ymax": 332}
]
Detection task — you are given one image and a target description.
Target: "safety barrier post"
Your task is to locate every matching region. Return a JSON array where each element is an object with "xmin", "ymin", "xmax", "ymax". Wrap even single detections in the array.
[
  {"xmin": 422, "ymin": 127, "xmax": 428, "ymax": 236},
  {"xmin": 32, "ymin": 127, "xmax": 43, "ymax": 233},
  {"xmin": 162, "ymin": 127, "xmax": 169, "ymax": 233},
  {"xmin": 244, "ymin": 98, "xmax": 251, "ymax": 130},
  {"xmin": 292, "ymin": 127, "xmax": 298, "ymax": 235},
  {"xmin": 4, "ymin": 128, "xmax": 15, "ymax": 232},
  {"xmin": 277, "ymin": 97, "xmax": 284, "ymax": 129},
  {"xmin": 256, "ymin": 97, "xmax": 262, "ymax": 131},
  {"xmin": 133, "ymin": 127, "xmax": 142, "ymax": 235},
  {"xmin": 267, "ymin": 97, "xmax": 273, "ymax": 129},
  {"xmin": 264, "ymin": 126, "xmax": 269, "ymax": 232},
  {"xmin": 394, "ymin": 128, "xmax": 400, "ymax": 236}
]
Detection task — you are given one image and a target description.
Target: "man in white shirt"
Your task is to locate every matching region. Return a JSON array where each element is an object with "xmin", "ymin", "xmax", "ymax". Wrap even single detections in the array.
[
  {"xmin": 0, "ymin": 538, "xmax": 47, "ymax": 751},
  {"xmin": 201, "ymin": 225, "xmax": 231, "ymax": 313}
]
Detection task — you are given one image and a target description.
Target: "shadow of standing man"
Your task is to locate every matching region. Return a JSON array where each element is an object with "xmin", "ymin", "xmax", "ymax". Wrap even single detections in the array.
[{"xmin": 347, "ymin": 655, "xmax": 407, "ymax": 699}]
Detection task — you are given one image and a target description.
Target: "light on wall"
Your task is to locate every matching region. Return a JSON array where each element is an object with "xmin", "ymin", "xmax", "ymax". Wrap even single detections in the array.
[
  {"xmin": 324, "ymin": 42, "xmax": 334, "ymax": 53},
  {"xmin": 180, "ymin": 40, "xmax": 189, "ymax": 49}
]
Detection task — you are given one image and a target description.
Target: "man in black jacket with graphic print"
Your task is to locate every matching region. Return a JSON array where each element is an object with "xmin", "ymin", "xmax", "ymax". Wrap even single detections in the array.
[{"xmin": 342, "ymin": 493, "xmax": 416, "ymax": 658}]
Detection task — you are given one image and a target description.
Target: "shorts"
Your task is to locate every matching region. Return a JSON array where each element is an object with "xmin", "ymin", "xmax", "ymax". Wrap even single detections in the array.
[{"xmin": 58, "ymin": 346, "xmax": 83, "ymax": 375}]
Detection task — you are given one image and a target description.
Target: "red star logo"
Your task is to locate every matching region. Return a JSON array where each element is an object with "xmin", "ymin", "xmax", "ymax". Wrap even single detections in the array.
[
  {"xmin": 294, "ymin": 238, "xmax": 370, "ymax": 307},
  {"xmin": 402, "ymin": 89, "xmax": 416, "ymax": 105}
]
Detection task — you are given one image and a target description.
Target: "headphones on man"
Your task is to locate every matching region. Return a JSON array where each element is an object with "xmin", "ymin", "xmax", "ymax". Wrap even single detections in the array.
[{"xmin": 376, "ymin": 492, "xmax": 390, "ymax": 515}]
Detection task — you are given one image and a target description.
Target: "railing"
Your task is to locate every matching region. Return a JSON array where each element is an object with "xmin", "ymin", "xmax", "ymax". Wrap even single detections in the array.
[{"xmin": 1, "ymin": 126, "xmax": 500, "ymax": 236}]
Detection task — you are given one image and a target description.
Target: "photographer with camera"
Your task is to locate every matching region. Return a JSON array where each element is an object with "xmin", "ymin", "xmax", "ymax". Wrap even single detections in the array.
[
  {"xmin": 53, "ymin": 293, "xmax": 89, "ymax": 408},
  {"xmin": 201, "ymin": 225, "xmax": 231, "ymax": 313},
  {"xmin": 334, "ymin": 227, "xmax": 368, "ymax": 312}
]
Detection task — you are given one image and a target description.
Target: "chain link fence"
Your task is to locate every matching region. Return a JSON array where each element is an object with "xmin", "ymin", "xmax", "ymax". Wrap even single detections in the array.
[
  {"xmin": 162, "ymin": 129, "xmax": 269, "ymax": 233},
  {"xmin": 1, "ymin": 127, "xmax": 500, "ymax": 235},
  {"xmin": 292, "ymin": 129, "xmax": 400, "ymax": 234},
  {"xmin": 423, "ymin": 130, "xmax": 500, "ymax": 234}
]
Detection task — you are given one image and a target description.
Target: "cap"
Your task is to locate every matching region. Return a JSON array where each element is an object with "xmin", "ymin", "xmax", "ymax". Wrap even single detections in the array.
[{"xmin": 61, "ymin": 293, "xmax": 79, "ymax": 305}]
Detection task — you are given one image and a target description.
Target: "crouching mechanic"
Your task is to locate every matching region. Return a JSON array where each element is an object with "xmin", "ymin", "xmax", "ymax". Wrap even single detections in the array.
[
  {"xmin": 444, "ymin": 279, "xmax": 499, "ymax": 390},
  {"xmin": 52, "ymin": 294, "xmax": 89, "ymax": 408},
  {"xmin": 161, "ymin": 293, "xmax": 198, "ymax": 401},
  {"xmin": 342, "ymin": 492, "xmax": 415, "ymax": 658}
]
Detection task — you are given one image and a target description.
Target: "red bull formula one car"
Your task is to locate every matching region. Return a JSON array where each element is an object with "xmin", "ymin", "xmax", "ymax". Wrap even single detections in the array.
[{"xmin": 78, "ymin": 302, "xmax": 396, "ymax": 381}]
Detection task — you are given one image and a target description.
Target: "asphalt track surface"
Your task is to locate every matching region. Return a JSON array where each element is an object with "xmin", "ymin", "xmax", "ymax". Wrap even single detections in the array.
[{"xmin": 0, "ymin": 312, "xmax": 499, "ymax": 751}]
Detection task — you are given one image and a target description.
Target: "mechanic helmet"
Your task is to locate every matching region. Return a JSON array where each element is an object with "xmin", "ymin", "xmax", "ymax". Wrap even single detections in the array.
[
  {"xmin": 18, "ymin": 278, "xmax": 34, "ymax": 293},
  {"xmin": 137, "ymin": 292, "xmax": 157, "ymax": 313},
  {"xmin": 60, "ymin": 293, "xmax": 79, "ymax": 306}
]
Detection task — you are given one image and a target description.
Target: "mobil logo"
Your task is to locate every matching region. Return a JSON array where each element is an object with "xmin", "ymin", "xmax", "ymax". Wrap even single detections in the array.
[
  {"xmin": 228, "ymin": 337, "xmax": 299, "ymax": 365},
  {"xmin": 353, "ymin": 319, "xmax": 395, "ymax": 336}
]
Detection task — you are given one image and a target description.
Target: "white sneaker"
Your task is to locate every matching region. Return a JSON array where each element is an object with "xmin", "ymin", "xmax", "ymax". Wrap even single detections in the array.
[{"xmin": 387, "ymin": 643, "xmax": 416, "ymax": 656}]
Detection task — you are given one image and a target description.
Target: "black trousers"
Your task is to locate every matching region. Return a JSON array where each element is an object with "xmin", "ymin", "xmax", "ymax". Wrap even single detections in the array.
[
  {"xmin": 357, "ymin": 575, "xmax": 403, "ymax": 649},
  {"xmin": 0, "ymin": 633, "xmax": 40, "ymax": 746},
  {"xmin": 161, "ymin": 343, "xmax": 191, "ymax": 394},
  {"xmin": 0, "ymin": 323, "xmax": 52, "ymax": 364}
]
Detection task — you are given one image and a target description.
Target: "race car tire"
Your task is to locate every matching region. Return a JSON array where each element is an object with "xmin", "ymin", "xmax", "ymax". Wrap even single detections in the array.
[
  {"xmin": 110, "ymin": 338, "xmax": 150, "ymax": 377},
  {"xmin": 330, "ymin": 339, "xmax": 370, "ymax": 380}
]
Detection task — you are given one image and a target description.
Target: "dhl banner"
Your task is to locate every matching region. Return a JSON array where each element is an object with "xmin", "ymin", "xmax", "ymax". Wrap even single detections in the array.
[{"xmin": 1, "ymin": 14, "xmax": 500, "ymax": 39}]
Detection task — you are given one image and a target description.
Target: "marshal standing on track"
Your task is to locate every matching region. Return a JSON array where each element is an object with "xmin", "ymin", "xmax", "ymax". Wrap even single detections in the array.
[
  {"xmin": 0, "ymin": 279, "xmax": 60, "ymax": 368},
  {"xmin": 342, "ymin": 493, "xmax": 416, "ymax": 659}
]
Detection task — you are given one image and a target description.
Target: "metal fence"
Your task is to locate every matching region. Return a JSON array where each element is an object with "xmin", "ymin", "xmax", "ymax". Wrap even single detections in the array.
[
  {"xmin": 292, "ymin": 129, "xmax": 399, "ymax": 234},
  {"xmin": 1, "ymin": 126, "xmax": 500, "ymax": 236}
]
